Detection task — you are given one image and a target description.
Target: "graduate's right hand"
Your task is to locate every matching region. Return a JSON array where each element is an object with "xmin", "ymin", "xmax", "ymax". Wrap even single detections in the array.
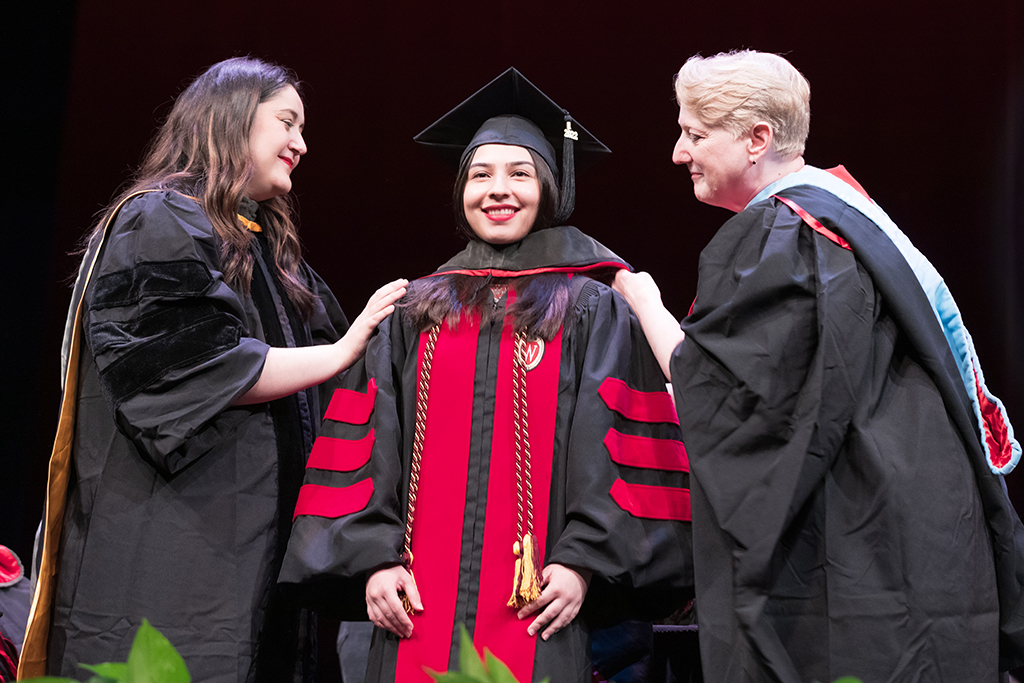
[{"xmin": 366, "ymin": 564, "xmax": 422, "ymax": 638}]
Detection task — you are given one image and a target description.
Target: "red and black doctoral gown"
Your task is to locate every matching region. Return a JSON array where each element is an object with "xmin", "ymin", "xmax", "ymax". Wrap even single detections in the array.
[{"xmin": 280, "ymin": 225, "xmax": 694, "ymax": 683}]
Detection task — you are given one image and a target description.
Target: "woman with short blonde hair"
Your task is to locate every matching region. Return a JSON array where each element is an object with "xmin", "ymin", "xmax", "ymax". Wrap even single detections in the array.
[
  {"xmin": 616, "ymin": 49, "xmax": 1024, "ymax": 683},
  {"xmin": 675, "ymin": 50, "xmax": 810, "ymax": 159}
]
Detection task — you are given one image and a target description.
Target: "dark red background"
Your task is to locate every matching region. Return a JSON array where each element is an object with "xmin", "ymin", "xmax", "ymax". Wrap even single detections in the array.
[{"xmin": 7, "ymin": 0, "xmax": 1024, "ymax": 609}]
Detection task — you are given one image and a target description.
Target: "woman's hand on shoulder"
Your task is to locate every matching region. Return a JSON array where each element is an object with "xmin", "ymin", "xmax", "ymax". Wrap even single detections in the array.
[
  {"xmin": 612, "ymin": 270, "xmax": 682, "ymax": 381},
  {"xmin": 612, "ymin": 270, "xmax": 663, "ymax": 314},
  {"xmin": 366, "ymin": 563, "xmax": 422, "ymax": 638},
  {"xmin": 335, "ymin": 278, "xmax": 408, "ymax": 368},
  {"xmin": 517, "ymin": 563, "xmax": 591, "ymax": 640}
]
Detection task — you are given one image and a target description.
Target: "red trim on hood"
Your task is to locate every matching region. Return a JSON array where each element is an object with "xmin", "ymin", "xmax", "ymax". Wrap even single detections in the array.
[
  {"xmin": 426, "ymin": 261, "xmax": 629, "ymax": 279},
  {"xmin": 774, "ymin": 195, "xmax": 852, "ymax": 251},
  {"xmin": 825, "ymin": 165, "xmax": 872, "ymax": 201},
  {"xmin": 974, "ymin": 364, "xmax": 1014, "ymax": 470}
]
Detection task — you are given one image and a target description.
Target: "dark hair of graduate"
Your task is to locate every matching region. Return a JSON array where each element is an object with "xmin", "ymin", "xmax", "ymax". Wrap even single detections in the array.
[
  {"xmin": 87, "ymin": 56, "xmax": 316, "ymax": 317},
  {"xmin": 404, "ymin": 146, "xmax": 571, "ymax": 340}
]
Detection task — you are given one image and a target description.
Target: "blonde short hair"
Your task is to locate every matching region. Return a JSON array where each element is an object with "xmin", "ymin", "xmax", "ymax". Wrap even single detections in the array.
[{"xmin": 675, "ymin": 50, "xmax": 811, "ymax": 159}]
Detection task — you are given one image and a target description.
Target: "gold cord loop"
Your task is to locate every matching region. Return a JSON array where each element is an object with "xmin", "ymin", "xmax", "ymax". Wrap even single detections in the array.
[{"xmin": 400, "ymin": 324, "xmax": 440, "ymax": 614}]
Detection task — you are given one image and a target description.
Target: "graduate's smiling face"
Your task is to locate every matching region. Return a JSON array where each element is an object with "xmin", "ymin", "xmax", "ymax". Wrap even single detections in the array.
[
  {"xmin": 463, "ymin": 144, "xmax": 541, "ymax": 245},
  {"xmin": 245, "ymin": 85, "xmax": 306, "ymax": 202},
  {"xmin": 672, "ymin": 104, "xmax": 753, "ymax": 212}
]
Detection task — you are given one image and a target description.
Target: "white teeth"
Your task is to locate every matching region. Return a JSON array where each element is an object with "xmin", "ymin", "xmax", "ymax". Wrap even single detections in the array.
[{"xmin": 486, "ymin": 208, "xmax": 515, "ymax": 216}]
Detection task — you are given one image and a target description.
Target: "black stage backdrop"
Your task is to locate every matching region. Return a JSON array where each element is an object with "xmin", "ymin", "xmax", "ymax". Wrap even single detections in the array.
[{"xmin": 6, "ymin": 0, "xmax": 1023, "ymax": 608}]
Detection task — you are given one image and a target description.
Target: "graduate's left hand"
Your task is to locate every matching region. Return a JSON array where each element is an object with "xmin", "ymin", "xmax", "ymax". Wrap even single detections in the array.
[{"xmin": 517, "ymin": 563, "xmax": 591, "ymax": 640}]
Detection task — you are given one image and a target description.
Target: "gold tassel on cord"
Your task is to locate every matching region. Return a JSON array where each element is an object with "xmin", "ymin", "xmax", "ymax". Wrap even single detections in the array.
[
  {"xmin": 399, "ymin": 550, "xmax": 416, "ymax": 615},
  {"xmin": 507, "ymin": 533, "xmax": 543, "ymax": 608}
]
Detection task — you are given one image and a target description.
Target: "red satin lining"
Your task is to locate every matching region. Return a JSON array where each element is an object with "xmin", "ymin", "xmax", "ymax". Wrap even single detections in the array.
[
  {"xmin": 604, "ymin": 428, "xmax": 689, "ymax": 472},
  {"xmin": 426, "ymin": 261, "xmax": 628, "ymax": 279},
  {"xmin": 974, "ymin": 364, "xmax": 1013, "ymax": 469},
  {"xmin": 609, "ymin": 479, "xmax": 691, "ymax": 521},
  {"xmin": 773, "ymin": 195, "xmax": 852, "ymax": 251},
  {"xmin": 598, "ymin": 377, "xmax": 679, "ymax": 424},
  {"xmin": 306, "ymin": 430, "xmax": 374, "ymax": 472},
  {"xmin": 324, "ymin": 378, "xmax": 377, "ymax": 425},
  {"xmin": 292, "ymin": 479, "xmax": 374, "ymax": 521},
  {"xmin": 824, "ymin": 165, "xmax": 872, "ymax": 200}
]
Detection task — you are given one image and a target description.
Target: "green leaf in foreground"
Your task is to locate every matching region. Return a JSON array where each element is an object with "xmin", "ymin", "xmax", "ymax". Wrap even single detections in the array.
[
  {"xmin": 427, "ymin": 623, "xmax": 548, "ymax": 683},
  {"xmin": 79, "ymin": 662, "xmax": 128, "ymax": 679},
  {"xmin": 457, "ymin": 625, "xmax": 489, "ymax": 680},
  {"xmin": 484, "ymin": 651, "xmax": 542, "ymax": 683},
  {"xmin": 428, "ymin": 673, "xmax": 484, "ymax": 683},
  {"xmin": 126, "ymin": 619, "xmax": 191, "ymax": 683}
]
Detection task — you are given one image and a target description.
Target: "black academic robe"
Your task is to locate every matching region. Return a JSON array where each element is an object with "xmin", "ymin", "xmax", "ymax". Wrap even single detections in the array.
[
  {"xmin": 673, "ymin": 183, "xmax": 1024, "ymax": 682},
  {"xmin": 281, "ymin": 226, "xmax": 693, "ymax": 683},
  {"xmin": 46, "ymin": 191, "xmax": 348, "ymax": 683}
]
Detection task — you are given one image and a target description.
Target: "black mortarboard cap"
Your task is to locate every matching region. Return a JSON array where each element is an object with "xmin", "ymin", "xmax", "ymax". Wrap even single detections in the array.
[{"xmin": 414, "ymin": 68, "xmax": 610, "ymax": 225}]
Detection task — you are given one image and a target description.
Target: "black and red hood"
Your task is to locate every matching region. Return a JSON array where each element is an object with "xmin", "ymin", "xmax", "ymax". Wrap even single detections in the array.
[{"xmin": 427, "ymin": 226, "xmax": 630, "ymax": 279}]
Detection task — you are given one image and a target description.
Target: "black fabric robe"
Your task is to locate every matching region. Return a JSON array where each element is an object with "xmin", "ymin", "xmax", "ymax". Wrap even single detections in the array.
[
  {"xmin": 673, "ymin": 183, "xmax": 1024, "ymax": 682},
  {"xmin": 47, "ymin": 191, "xmax": 348, "ymax": 683},
  {"xmin": 281, "ymin": 226, "xmax": 693, "ymax": 683}
]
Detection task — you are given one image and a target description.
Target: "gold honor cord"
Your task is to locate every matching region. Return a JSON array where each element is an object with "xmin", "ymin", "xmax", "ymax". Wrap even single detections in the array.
[
  {"xmin": 397, "ymin": 323, "xmax": 542, "ymax": 614},
  {"xmin": 508, "ymin": 329, "xmax": 542, "ymax": 609},
  {"xmin": 400, "ymin": 324, "xmax": 440, "ymax": 614},
  {"xmin": 18, "ymin": 190, "xmax": 159, "ymax": 679}
]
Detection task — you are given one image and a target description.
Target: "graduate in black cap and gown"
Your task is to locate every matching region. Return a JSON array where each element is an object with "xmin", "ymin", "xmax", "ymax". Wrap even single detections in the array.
[{"xmin": 279, "ymin": 69, "xmax": 693, "ymax": 683}]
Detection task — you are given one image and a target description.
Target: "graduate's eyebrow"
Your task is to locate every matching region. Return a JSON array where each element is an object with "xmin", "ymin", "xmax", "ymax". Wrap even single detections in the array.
[{"xmin": 469, "ymin": 160, "xmax": 535, "ymax": 169}]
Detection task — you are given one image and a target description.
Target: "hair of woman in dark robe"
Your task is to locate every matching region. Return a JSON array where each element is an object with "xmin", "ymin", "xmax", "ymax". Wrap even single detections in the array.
[{"xmin": 83, "ymin": 56, "xmax": 317, "ymax": 317}]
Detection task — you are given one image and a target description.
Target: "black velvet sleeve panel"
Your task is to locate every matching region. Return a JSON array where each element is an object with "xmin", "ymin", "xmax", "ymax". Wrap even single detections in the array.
[
  {"xmin": 547, "ymin": 281, "xmax": 693, "ymax": 615},
  {"xmin": 82, "ymin": 191, "xmax": 270, "ymax": 475},
  {"xmin": 90, "ymin": 260, "xmax": 215, "ymax": 310}
]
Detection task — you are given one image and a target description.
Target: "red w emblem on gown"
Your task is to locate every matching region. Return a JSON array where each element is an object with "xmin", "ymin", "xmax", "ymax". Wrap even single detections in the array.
[{"xmin": 522, "ymin": 338, "xmax": 544, "ymax": 371}]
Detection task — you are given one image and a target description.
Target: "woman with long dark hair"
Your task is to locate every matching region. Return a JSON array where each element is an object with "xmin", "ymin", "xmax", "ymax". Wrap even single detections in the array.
[
  {"xmin": 281, "ymin": 69, "xmax": 692, "ymax": 683},
  {"xmin": 20, "ymin": 57, "xmax": 405, "ymax": 682}
]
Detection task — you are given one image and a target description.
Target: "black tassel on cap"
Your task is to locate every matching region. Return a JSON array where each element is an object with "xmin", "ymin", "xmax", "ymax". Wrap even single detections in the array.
[{"xmin": 554, "ymin": 115, "xmax": 578, "ymax": 225}]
